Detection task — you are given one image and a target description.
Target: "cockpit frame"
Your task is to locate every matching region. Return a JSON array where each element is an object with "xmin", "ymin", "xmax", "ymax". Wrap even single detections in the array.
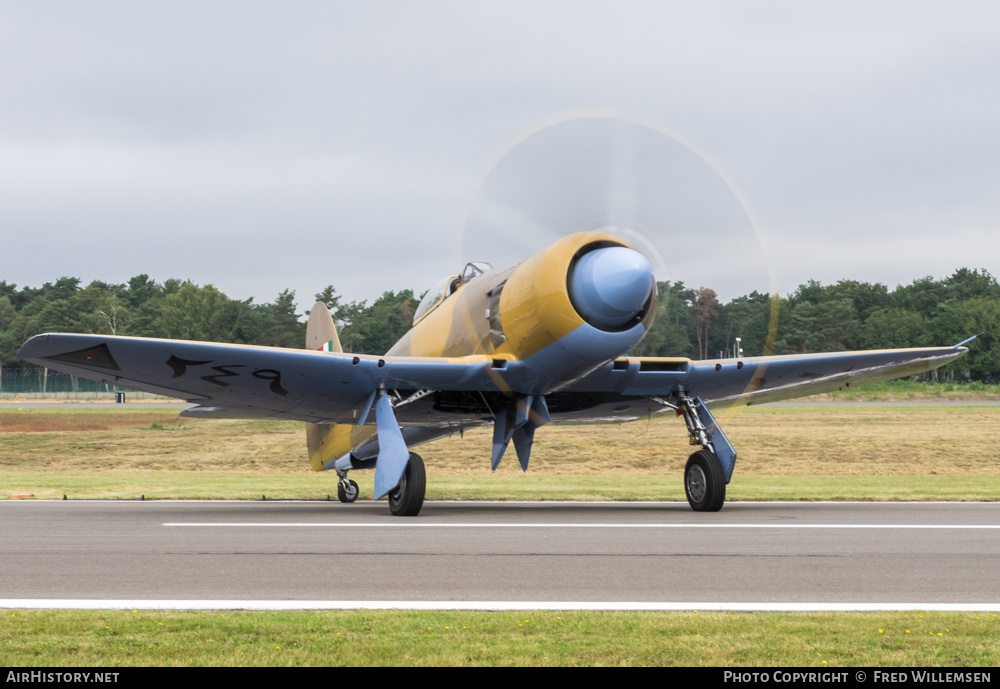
[{"xmin": 412, "ymin": 261, "xmax": 494, "ymax": 325}]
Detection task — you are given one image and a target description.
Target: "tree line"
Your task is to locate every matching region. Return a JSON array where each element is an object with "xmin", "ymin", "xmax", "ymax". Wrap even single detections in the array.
[
  {"xmin": 631, "ymin": 268, "xmax": 999, "ymax": 382},
  {"xmin": 1, "ymin": 268, "xmax": 997, "ymax": 382},
  {"xmin": 0, "ymin": 276, "xmax": 415, "ymax": 372}
]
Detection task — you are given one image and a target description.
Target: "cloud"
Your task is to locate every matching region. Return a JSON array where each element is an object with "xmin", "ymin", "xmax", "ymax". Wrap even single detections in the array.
[{"xmin": 0, "ymin": 1, "xmax": 997, "ymax": 312}]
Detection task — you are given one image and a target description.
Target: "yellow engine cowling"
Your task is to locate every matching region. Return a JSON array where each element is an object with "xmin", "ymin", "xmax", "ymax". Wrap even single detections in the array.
[{"xmin": 493, "ymin": 231, "xmax": 657, "ymax": 362}]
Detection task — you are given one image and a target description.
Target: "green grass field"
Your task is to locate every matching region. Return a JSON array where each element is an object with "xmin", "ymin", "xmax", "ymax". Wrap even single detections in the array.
[
  {"xmin": 814, "ymin": 379, "xmax": 1000, "ymax": 402},
  {"xmin": 2, "ymin": 609, "xmax": 997, "ymax": 667}
]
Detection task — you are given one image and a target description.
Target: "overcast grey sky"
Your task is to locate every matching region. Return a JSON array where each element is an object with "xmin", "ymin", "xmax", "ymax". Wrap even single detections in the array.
[{"xmin": 2, "ymin": 1, "xmax": 998, "ymax": 310}]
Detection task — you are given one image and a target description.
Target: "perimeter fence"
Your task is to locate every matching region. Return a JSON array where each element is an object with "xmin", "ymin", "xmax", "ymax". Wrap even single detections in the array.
[{"xmin": 0, "ymin": 368, "xmax": 168, "ymax": 400}]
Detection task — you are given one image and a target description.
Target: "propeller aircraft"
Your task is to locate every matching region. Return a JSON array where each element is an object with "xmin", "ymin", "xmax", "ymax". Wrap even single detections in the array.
[{"xmin": 19, "ymin": 230, "xmax": 968, "ymax": 515}]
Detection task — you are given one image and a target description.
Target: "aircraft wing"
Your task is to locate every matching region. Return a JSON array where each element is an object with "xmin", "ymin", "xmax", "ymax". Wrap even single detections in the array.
[
  {"xmin": 17, "ymin": 333, "xmax": 532, "ymax": 424},
  {"xmin": 558, "ymin": 345, "xmax": 969, "ymax": 414},
  {"xmin": 20, "ymin": 334, "xmax": 967, "ymax": 425}
]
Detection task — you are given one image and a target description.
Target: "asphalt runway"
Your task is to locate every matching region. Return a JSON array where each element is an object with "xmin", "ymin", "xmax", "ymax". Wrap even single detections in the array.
[{"xmin": 2, "ymin": 500, "xmax": 998, "ymax": 609}]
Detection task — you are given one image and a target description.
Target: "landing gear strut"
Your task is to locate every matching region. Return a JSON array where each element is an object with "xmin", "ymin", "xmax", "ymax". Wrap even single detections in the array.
[
  {"xmin": 388, "ymin": 452, "xmax": 425, "ymax": 516},
  {"xmin": 675, "ymin": 395, "xmax": 736, "ymax": 513}
]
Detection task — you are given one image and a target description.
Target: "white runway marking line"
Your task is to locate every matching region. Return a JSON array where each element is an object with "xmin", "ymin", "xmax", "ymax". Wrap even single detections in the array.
[
  {"xmin": 162, "ymin": 522, "xmax": 1000, "ymax": 529},
  {"xmin": 3, "ymin": 600, "xmax": 1000, "ymax": 612}
]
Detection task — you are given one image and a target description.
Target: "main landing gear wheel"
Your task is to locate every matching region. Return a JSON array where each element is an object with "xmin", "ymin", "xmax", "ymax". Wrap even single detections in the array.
[
  {"xmin": 685, "ymin": 449, "xmax": 725, "ymax": 512},
  {"xmin": 337, "ymin": 478, "xmax": 359, "ymax": 503},
  {"xmin": 388, "ymin": 452, "xmax": 426, "ymax": 516}
]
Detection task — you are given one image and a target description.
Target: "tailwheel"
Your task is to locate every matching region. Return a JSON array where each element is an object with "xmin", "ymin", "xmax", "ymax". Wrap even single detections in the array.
[
  {"xmin": 684, "ymin": 449, "xmax": 725, "ymax": 512},
  {"xmin": 337, "ymin": 478, "xmax": 359, "ymax": 503},
  {"xmin": 388, "ymin": 452, "xmax": 425, "ymax": 516}
]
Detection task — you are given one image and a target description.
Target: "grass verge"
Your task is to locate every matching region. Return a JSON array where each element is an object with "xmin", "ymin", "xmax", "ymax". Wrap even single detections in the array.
[
  {"xmin": 2, "ymin": 609, "xmax": 997, "ymax": 667},
  {"xmin": 3, "ymin": 471, "xmax": 999, "ymax": 502},
  {"xmin": 804, "ymin": 378, "xmax": 1000, "ymax": 402}
]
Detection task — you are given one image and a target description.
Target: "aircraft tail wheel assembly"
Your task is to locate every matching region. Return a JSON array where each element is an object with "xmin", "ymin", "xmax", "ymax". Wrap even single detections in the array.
[
  {"xmin": 388, "ymin": 452, "xmax": 426, "ymax": 516},
  {"xmin": 337, "ymin": 478, "xmax": 359, "ymax": 503}
]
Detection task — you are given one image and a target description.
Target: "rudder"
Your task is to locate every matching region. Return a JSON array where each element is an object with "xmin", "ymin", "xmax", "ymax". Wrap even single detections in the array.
[
  {"xmin": 305, "ymin": 301, "xmax": 342, "ymax": 353},
  {"xmin": 306, "ymin": 301, "xmax": 349, "ymax": 469}
]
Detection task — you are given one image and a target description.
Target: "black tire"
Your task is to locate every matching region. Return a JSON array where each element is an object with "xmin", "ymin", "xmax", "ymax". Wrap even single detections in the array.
[
  {"xmin": 388, "ymin": 452, "xmax": 425, "ymax": 516},
  {"xmin": 684, "ymin": 450, "xmax": 725, "ymax": 512},
  {"xmin": 337, "ymin": 479, "xmax": 359, "ymax": 503}
]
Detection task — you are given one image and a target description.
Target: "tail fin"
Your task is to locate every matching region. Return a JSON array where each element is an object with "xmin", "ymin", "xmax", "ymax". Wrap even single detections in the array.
[
  {"xmin": 306, "ymin": 301, "xmax": 342, "ymax": 353},
  {"xmin": 306, "ymin": 302, "xmax": 343, "ymax": 467}
]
